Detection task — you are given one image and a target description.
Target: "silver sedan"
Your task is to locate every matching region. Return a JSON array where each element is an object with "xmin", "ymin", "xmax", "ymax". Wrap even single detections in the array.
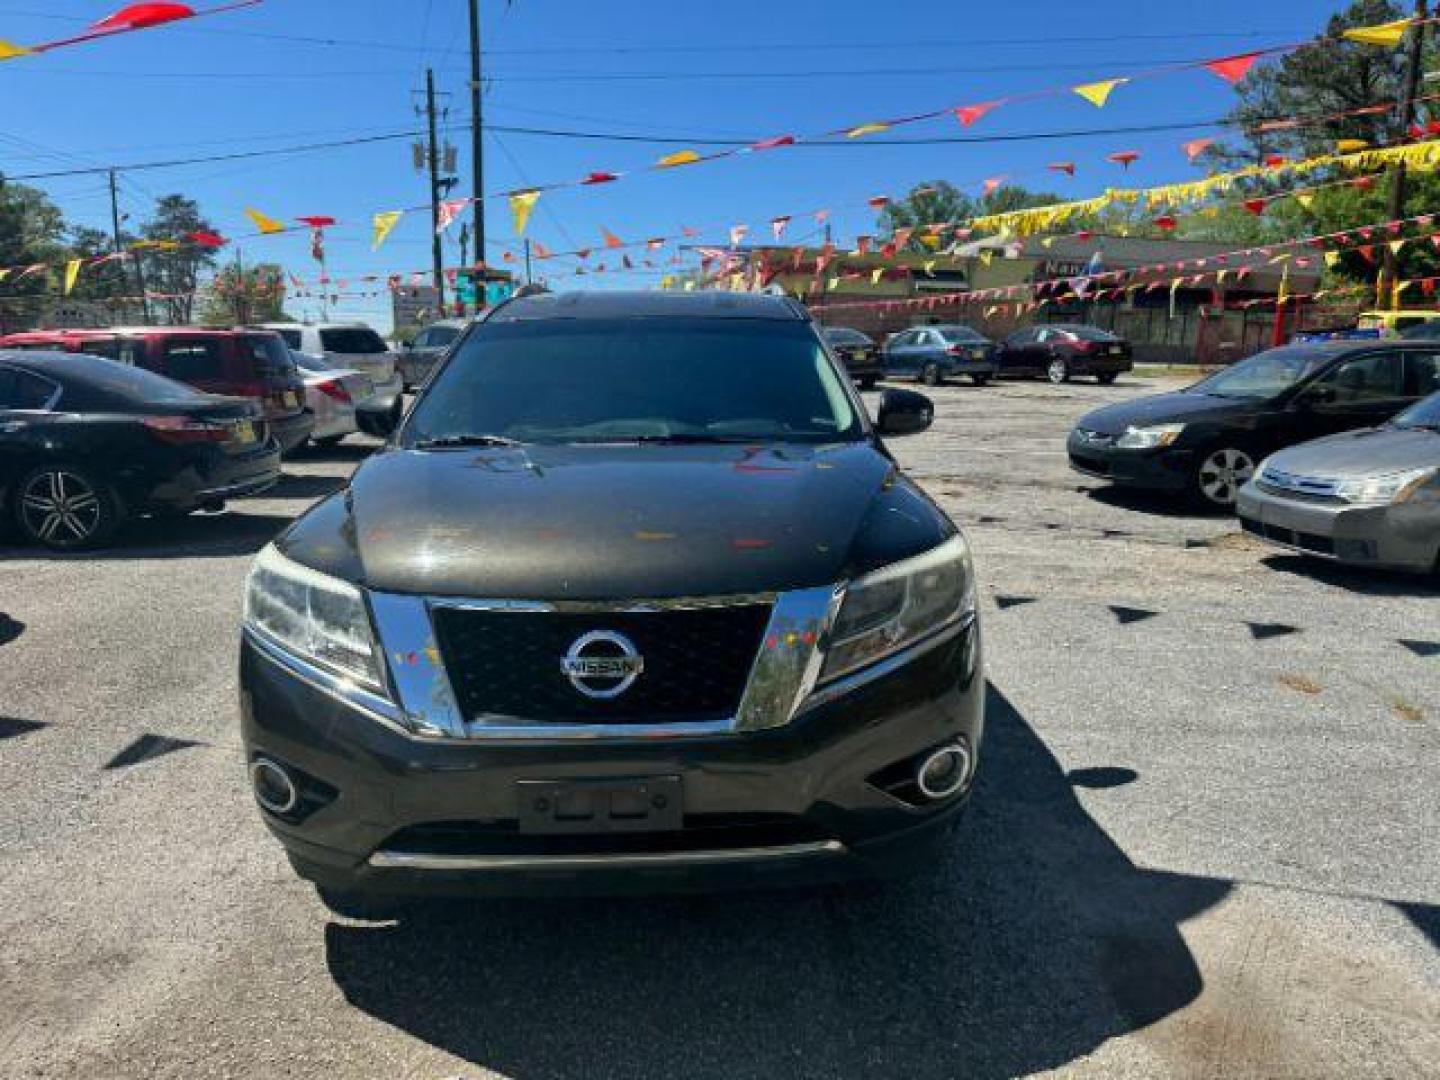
[{"xmin": 1237, "ymin": 392, "xmax": 1440, "ymax": 574}]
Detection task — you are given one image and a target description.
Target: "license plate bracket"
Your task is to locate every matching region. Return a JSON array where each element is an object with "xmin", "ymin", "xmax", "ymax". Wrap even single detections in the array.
[{"xmin": 517, "ymin": 776, "xmax": 683, "ymax": 834}]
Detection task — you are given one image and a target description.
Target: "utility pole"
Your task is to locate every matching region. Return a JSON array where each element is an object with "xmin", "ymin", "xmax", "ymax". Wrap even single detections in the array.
[
  {"xmin": 109, "ymin": 168, "xmax": 149, "ymax": 323},
  {"xmin": 524, "ymin": 238, "xmax": 532, "ymax": 285},
  {"xmin": 468, "ymin": 0, "xmax": 485, "ymax": 292},
  {"xmin": 426, "ymin": 67, "xmax": 446, "ymax": 311},
  {"xmin": 1379, "ymin": 0, "xmax": 1429, "ymax": 309}
]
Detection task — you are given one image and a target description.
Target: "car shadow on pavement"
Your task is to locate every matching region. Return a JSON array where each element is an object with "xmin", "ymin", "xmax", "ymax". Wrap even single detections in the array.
[
  {"xmin": 265, "ymin": 472, "xmax": 349, "ymax": 501},
  {"xmin": 1261, "ymin": 554, "xmax": 1440, "ymax": 598},
  {"xmin": 1082, "ymin": 484, "xmax": 1225, "ymax": 520},
  {"xmin": 0, "ymin": 510, "xmax": 290, "ymax": 562},
  {"xmin": 323, "ymin": 685, "xmax": 1232, "ymax": 1080}
]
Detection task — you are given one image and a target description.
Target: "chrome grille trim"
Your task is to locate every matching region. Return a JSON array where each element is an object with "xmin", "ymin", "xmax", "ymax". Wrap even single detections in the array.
[
  {"xmin": 368, "ymin": 840, "xmax": 847, "ymax": 871},
  {"xmin": 1258, "ymin": 467, "xmax": 1341, "ymax": 500}
]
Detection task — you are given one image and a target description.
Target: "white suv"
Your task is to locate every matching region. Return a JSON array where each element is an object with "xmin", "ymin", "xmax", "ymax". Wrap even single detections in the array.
[{"xmin": 261, "ymin": 323, "xmax": 404, "ymax": 434}]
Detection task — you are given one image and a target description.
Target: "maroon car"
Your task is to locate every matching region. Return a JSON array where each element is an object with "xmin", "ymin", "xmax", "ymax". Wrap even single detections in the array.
[
  {"xmin": 997, "ymin": 324, "xmax": 1134, "ymax": 385},
  {"xmin": 0, "ymin": 328, "xmax": 313, "ymax": 454}
]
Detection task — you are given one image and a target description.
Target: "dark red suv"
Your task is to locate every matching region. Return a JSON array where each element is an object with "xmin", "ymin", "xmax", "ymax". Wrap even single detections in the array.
[{"xmin": 0, "ymin": 328, "xmax": 313, "ymax": 455}]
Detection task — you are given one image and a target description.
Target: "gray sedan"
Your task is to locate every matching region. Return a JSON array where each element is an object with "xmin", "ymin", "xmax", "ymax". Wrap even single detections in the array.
[{"xmin": 1237, "ymin": 391, "xmax": 1440, "ymax": 574}]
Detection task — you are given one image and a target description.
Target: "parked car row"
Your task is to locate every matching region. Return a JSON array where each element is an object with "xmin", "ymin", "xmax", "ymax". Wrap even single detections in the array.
[
  {"xmin": 819, "ymin": 322, "xmax": 1134, "ymax": 390},
  {"xmin": 0, "ymin": 351, "xmax": 282, "ymax": 549},
  {"xmin": 1069, "ymin": 339, "xmax": 1440, "ymax": 574}
]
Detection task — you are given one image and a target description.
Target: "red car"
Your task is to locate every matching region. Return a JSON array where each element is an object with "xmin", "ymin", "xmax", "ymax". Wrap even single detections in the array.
[{"xmin": 0, "ymin": 328, "xmax": 313, "ymax": 454}]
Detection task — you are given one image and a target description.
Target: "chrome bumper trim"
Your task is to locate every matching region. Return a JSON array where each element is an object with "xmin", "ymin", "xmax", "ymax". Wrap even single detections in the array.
[{"xmin": 367, "ymin": 840, "xmax": 847, "ymax": 872}]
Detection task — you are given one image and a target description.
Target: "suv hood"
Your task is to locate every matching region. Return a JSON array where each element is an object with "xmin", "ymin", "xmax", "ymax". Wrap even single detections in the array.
[
  {"xmin": 1077, "ymin": 390, "xmax": 1260, "ymax": 435},
  {"xmin": 1265, "ymin": 425, "xmax": 1440, "ymax": 479},
  {"xmin": 281, "ymin": 442, "xmax": 953, "ymax": 599}
]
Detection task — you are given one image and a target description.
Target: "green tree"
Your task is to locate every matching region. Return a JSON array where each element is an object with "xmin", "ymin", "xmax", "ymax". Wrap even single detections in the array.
[
  {"xmin": 140, "ymin": 194, "xmax": 219, "ymax": 325},
  {"xmin": 878, "ymin": 180, "xmax": 1061, "ymax": 248},
  {"xmin": 0, "ymin": 177, "xmax": 69, "ymax": 333}
]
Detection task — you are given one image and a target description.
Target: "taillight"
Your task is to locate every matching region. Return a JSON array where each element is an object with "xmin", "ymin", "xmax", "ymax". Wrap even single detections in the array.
[
  {"xmin": 315, "ymin": 379, "xmax": 351, "ymax": 403},
  {"xmin": 1073, "ymin": 340, "xmax": 1099, "ymax": 353},
  {"xmin": 945, "ymin": 344, "xmax": 963, "ymax": 356},
  {"xmin": 142, "ymin": 416, "xmax": 229, "ymax": 444}
]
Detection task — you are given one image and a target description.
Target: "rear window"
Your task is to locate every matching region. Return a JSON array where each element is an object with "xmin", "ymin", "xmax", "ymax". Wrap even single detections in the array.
[
  {"xmin": 320, "ymin": 328, "xmax": 387, "ymax": 355},
  {"xmin": 823, "ymin": 328, "xmax": 871, "ymax": 346},
  {"xmin": 241, "ymin": 334, "xmax": 296, "ymax": 377},
  {"xmin": 0, "ymin": 365, "xmax": 60, "ymax": 410},
  {"xmin": 939, "ymin": 328, "xmax": 986, "ymax": 343},
  {"xmin": 69, "ymin": 361, "xmax": 206, "ymax": 408},
  {"xmin": 157, "ymin": 340, "xmax": 227, "ymax": 382},
  {"xmin": 426, "ymin": 325, "xmax": 462, "ymax": 347}
]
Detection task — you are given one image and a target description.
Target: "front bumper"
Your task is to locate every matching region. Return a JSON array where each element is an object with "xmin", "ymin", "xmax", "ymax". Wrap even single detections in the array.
[
  {"xmin": 238, "ymin": 618, "xmax": 984, "ymax": 896},
  {"xmin": 1066, "ymin": 431, "xmax": 1193, "ymax": 493},
  {"xmin": 1236, "ymin": 484, "xmax": 1438, "ymax": 573}
]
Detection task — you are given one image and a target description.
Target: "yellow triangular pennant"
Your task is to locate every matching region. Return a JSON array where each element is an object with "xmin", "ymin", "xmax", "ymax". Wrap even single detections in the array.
[
  {"xmin": 245, "ymin": 208, "xmax": 286, "ymax": 235},
  {"xmin": 63, "ymin": 259, "xmax": 83, "ymax": 295},
  {"xmin": 1295, "ymin": 192, "xmax": 1316, "ymax": 210},
  {"xmin": 509, "ymin": 190, "xmax": 541, "ymax": 236},
  {"xmin": 0, "ymin": 37, "xmax": 33, "ymax": 60},
  {"xmin": 371, "ymin": 211, "xmax": 403, "ymax": 251},
  {"xmin": 656, "ymin": 150, "xmax": 701, "ymax": 168},
  {"xmin": 846, "ymin": 122, "xmax": 891, "ymax": 139},
  {"xmin": 1324, "ymin": 250, "xmax": 1342, "ymax": 268},
  {"xmin": 1072, "ymin": 78, "xmax": 1128, "ymax": 108},
  {"xmin": 871, "ymin": 267, "xmax": 884, "ymax": 285},
  {"xmin": 1343, "ymin": 19, "xmax": 1414, "ymax": 47},
  {"xmin": 1390, "ymin": 238, "xmax": 1407, "ymax": 255}
]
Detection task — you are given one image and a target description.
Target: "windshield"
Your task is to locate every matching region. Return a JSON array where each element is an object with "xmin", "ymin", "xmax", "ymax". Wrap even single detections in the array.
[
  {"xmin": 823, "ymin": 328, "xmax": 870, "ymax": 345},
  {"xmin": 426, "ymin": 325, "xmax": 463, "ymax": 347},
  {"xmin": 404, "ymin": 317, "xmax": 863, "ymax": 445},
  {"xmin": 1391, "ymin": 390, "xmax": 1440, "ymax": 428},
  {"xmin": 1191, "ymin": 346, "xmax": 1328, "ymax": 399},
  {"xmin": 241, "ymin": 334, "xmax": 295, "ymax": 377},
  {"xmin": 320, "ymin": 328, "xmax": 387, "ymax": 355},
  {"xmin": 939, "ymin": 328, "xmax": 986, "ymax": 343}
]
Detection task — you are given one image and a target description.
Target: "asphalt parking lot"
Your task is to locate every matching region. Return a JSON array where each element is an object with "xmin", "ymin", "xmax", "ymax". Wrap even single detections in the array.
[{"xmin": 1, "ymin": 375, "xmax": 1436, "ymax": 1079}]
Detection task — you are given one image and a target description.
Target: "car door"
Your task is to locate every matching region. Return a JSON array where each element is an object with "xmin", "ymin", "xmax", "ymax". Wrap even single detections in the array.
[
  {"xmin": 1403, "ymin": 349, "xmax": 1440, "ymax": 399},
  {"xmin": 1000, "ymin": 328, "xmax": 1038, "ymax": 375},
  {"xmin": 0, "ymin": 364, "xmax": 63, "ymax": 488},
  {"xmin": 884, "ymin": 331, "xmax": 918, "ymax": 376},
  {"xmin": 1295, "ymin": 349, "xmax": 1412, "ymax": 439},
  {"xmin": 914, "ymin": 329, "xmax": 945, "ymax": 373}
]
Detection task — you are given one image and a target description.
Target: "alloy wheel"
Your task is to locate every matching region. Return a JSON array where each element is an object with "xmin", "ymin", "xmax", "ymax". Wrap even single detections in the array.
[
  {"xmin": 19, "ymin": 469, "xmax": 103, "ymax": 547},
  {"xmin": 1047, "ymin": 358, "xmax": 1069, "ymax": 384},
  {"xmin": 1196, "ymin": 448, "xmax": 1256, "ymax": 507},
  {"xmin": 922, "ymin": 363, "xmax": 943, "ymax": 386}
]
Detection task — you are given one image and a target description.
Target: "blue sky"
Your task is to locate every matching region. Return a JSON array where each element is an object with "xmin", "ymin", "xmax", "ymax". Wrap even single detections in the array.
[{"xmin": 2, "ymin": 0, "xmax": 1354, "ymax": 328}]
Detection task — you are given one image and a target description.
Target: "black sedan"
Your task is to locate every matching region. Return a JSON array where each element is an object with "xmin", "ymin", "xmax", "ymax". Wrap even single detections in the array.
[
  {"xmin": 1, "ymin": 351, "xmax": 281, "ymax": 550},
  {"xmin": 1000, "ymin": 324, "xmax": 1133, "ymax": 384},
  {"xmin": 820, "ymin": 326, "xmax": 884, "ymax": 390},
  {"xmin": 1068, "ymin": 341, "xmax": 1440, "ymax": 508}
]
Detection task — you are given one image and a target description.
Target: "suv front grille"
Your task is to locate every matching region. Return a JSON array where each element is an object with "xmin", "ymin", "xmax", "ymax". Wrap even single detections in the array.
[{"xmin": 433, "ymin": 604, "xmax": 773, "ymax": 724}]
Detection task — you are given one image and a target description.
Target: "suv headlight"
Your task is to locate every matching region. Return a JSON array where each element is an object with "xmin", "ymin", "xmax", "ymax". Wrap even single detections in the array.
[
  {"xmin": 244, "ymin": 544, "xmax": 387, "ymax": 692},
  {"xmin": 1334, "ymin": 467, "xmax": 1437, "ymax": 505},
  {"xmin": 1115, "ymin": 422, "xmax": 1186, "ymax": 449},
  {"xmin": 822, "ymin": 535, "xmax": 976, "ymax": 683}
]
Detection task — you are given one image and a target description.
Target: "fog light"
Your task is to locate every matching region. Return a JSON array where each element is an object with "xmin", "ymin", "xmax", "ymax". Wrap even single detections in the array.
[
  {"xmin": 250, "ymin": 756, "xmax": 299, "ymax": 815},
  {"xmin": 915, "ymin": 742, "xmax": 972, "ymax": 800}
]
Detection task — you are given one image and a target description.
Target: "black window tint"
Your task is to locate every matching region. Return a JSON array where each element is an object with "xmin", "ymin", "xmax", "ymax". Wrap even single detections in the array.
[
  {"xmin": 0, "ymin": 366, "xmax": 59, "ymax": 410},
  {"xmin": 241, "ymin": 334, "xmax": 294, "ymax": 377},
  {"xmin": 159, "ymin": 340, "xmax": 227, "ymax": 382},
  {"xmin": 939, "ymin": 328, "xmax": 984, "ymax": 343},
  {"xmin": 406, "ymin": 317, "xmax": 861, "ymax": 445},
  {"xmin": 1006, "ymin": 329, "xmax": 1035, "ymax": 345},
  {"xmin": 75, "ymin": 362, "xmax": 205, "ymax": 406},
  {"xmin": 320, "ymin": 328, "xmax": 386, "ymax": 354},
  {"xmin": 75, "ymin": 338, "xmax": 120, "ymax": 361},
  {"xmin": 274, "ymin": 329, "xmax": 302, "ymax": 350},
  {"xmin": 1063, "ymin": 325, "xmax": 1118, "ymax": 342},
  {"xmin": 1313, "ymin": 351, "xmax": 1406, "ymax": 401},
  {"xmin": 1406, "ymin": 351, "xmax": 1440, "ymax": 397}
]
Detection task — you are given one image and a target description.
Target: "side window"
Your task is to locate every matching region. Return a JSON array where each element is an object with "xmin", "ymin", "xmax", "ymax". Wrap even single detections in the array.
[
  {"xmin": 921, "ymin": 330, "xmax": 942, "ymax": 346},
  {"xmin": 414, "ymin": 330, "xmax": 432, "ymax": 348},
  {"xmin": 158, "ymin": 340, "xmax": 227, "ymax": 383},
  {"xmin": 74, "ymin": 337, "xmax": 120, "ymax": 362},
  {"xmin": 890, "ymin": 332, "xmax": 913, "ymax": 348},
  {"xmin": 275, "ymin": 329, "xmax": 302, "ymax": 350},
  {"xmin": 1313, "ymin": 351, "xmax": 1407, "ymax": 402},
  {"xmin": 1406, "ymin": 351, "xmax": 1440, "ymax": 397},
  {"xmin": 0, "ymin": 367, "xmax": 60, "ymax": 410}
]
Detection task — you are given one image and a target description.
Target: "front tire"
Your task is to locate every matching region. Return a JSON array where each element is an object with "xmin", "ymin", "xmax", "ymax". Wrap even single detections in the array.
[
  {"xmin": 971, "ymin": 373, "xmax": 990, "ymax": 386},
  {"xmin": 858, "ymin": 376, "xmax": 878, "ymax": 391},
  {"xmin": 315, "ymin": 884, "xmax": 407, "ymax": 921},
  {"xmin": 1193, "ymin": 446, "xmax": 1257, "ymax": 509},
  {"xmin": 1047, "ymin": 357, "xmax": 1070, "ymax": 384},
  {"xmin": 13, "ymin": 464, "xmax": 123, "ymax": 550},
  {"xmin": 922, "ymin": 362, "xmax": 944, "ymax": 387},
  {"xmin": 1096, "ymin": 372, "xmax": 1118, "ymax": 385}
]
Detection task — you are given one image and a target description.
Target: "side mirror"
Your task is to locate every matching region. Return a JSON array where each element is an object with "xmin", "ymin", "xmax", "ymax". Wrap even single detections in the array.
[{"xmin": 876, "ymin": 388, "xmax": 934, "ymax": 436}]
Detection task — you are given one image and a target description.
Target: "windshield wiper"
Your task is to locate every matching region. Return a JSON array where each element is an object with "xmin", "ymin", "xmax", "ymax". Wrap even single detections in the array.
[
  {"xmin": 411, "ymin": 433, "xmax": 525, "ymax": 449},
  {"xmin": 617, "ymin": 433, "xmax": 763, "ymax": 444}
]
